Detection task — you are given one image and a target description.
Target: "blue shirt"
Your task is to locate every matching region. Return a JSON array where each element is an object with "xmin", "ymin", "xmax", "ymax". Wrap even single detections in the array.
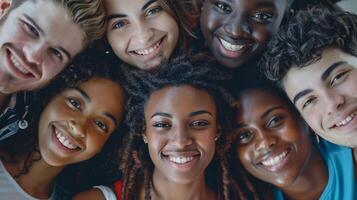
[{"xmin": 274, "ymin": 140, "xmax": 357, "ymax": 200}]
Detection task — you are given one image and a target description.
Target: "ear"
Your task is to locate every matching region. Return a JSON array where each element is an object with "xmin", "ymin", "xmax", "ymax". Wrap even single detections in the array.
[
  {"xmin": 215, "ymin": 125, "xmax": 222, "ymax": 141},
  {"xmin": 0, "ymin": 0, "xmax": 11, "ymax": 19},
  {"xmin": 142, "ymin": 134, "xmax": 148, "ymax": 144}
]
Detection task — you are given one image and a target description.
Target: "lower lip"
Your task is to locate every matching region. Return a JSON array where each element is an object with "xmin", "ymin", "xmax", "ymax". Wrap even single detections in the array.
[
  {"xmin": 164, "ymin": 155, "xmax": 200, "ymax": 170},
  {"xmin": 51, "ymin": 126, "xmax": 78, "ymax": 154},
  {"xmin": 5, "ymin": 49, "xmax": 33, "ymax": 79},
  {"xmin": 260, "ymin": 148, "xmax": 291, "ymax": 172},
  {"xmin": 130, "ymin": 37, "xmax": 165, "ymax": 61},
  {"xmin": 216, "ymin": 37, "xmax": 251, "ymax": 59}
]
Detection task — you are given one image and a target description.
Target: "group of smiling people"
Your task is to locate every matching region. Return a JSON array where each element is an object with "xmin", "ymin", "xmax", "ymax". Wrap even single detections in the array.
[{"xmin": 0, "ymin": 0, "xmax": 355, "ymax": 199}]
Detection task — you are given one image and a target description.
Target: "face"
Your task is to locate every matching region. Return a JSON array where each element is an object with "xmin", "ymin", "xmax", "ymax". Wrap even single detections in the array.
[
  {"xmin": 144, "ymin": 85, "xmax": 219, "ymax": 184},
  {"xmin": 0, "ymin": 0, "xmax": 84, "ymax": 94},
  {"xmin": 38, "ymin": 77, "xmax": 125, "ymax": 167},
  {"xmin": 105, "ymin": 0, "xmax": 179, "ymax": 70},
  {"xmin": 235, "ymin": 89, "xmax": 311, "ymax": 188},
  {"xmin": 200, "ymin": 0, "xmax": 287, "ymax": 68},
  {"xmin": 283, "ymin": 48, "xmax": 357, "ymax": 148}
]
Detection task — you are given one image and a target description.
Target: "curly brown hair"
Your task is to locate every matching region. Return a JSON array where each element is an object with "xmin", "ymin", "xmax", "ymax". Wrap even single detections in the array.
[
  {"xmin": 261, "ymin": 7, "xmax": 357, "ymax": 87},
  {"xmin": 118, "ymin": 54, "xmax": 250, "ymax": 200}
]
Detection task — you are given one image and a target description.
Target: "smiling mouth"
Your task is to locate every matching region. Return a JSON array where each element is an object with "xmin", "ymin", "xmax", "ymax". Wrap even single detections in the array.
[
  {"xmin": 331, "ymin": 110, "xmax": 356, "ymax": 129},
  {"xmin": 219, "ymin": 38, "xmax": 246, "ymax": 51},
  {"xmin": 131, "ymin": 37, "xmax": 164, "ymax": 56},
  {"xmin": 6, "ymin": 49, "xmax": 35, "ymax": 78},
  {"xmin": 162, "ymin": 151, "xmax": 200, "ymax": 168},
  {"xmin": 53, "ymin": 126, "xmax": 80, "ymax": 151},
  {"xmin": 259, "ymin": 148, "xmax": 291, "ymax": 170}
]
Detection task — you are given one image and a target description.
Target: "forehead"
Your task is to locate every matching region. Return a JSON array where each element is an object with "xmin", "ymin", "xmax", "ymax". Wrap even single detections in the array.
[
  {"xmin": 145, "ymin": 85, "xmax": 217, "ymax": 114},
  {"xmin": 283, "ymin": 48, "xmax": 357, "ymax": 97},
  {"xmin": 10, "ymin": 0, "xmax": 84, "ymax": 54},
  {"xmin": 239, "ymin": 90, "xmax": 285, "ymax": 115},
  {"xmin": 105, "ymin": 0, "xmax": 151, "ymax": 13}
]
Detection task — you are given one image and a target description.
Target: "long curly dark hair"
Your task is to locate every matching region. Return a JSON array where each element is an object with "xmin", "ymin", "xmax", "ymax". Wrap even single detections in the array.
[
  {"xmin": 261, "ymin": 7, "xmax": 357, "ymax": 86},
  {"xmin": 0, "ymin": 48, "xmax": 128, "ymax": 198},
  {"xmin": 118, "ymin": 54, "xmax": 249, "ymax": 200}
]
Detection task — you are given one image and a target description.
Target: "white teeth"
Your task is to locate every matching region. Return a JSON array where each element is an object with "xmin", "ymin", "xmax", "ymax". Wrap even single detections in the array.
[
  {"xmin": 219, "ymin": 38, "xmax": 245, "ymax": 51},
  {"xmin": 55, "ymin": 128, "xmax": 78, "ymax": 150},
  {"xmin": 335, "ymin": 111, "xmax": 356, "ymax": 127},
  {"xmin": 10, "ymin": 54, "xmax": 29, "ymax": 74},
  {"xmin": 169, "ymin": 156, "xmax": 194, "ymax": 164},
  {"xmin": 261, "ymin": 151, "xmax": 288, "ymax": 167},
  {"xmin": 134, "ymin": 40, "xmax": 161, "ymax": 55}
]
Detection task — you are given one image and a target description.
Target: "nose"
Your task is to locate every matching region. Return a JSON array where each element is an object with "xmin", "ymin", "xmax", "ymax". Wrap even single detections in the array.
[
  {"xmin": 133, "ymin": 22, "xmax": 154, "ymax": 45},
  {"xmin": 224, "ymin": 13, "xmax": 251, "ymax": 38},
  {"xmin": 68, "ymin": 119, "xmax": 85, "ymax": 138},
  {"xmin": 324, "ymin": 90, "xmax": 345, "ymax": 115},
  {"xmin": 23, "ymin": 41, "xmax": 48, "ymax": 65},
  {"xmin": 170, "ymin": 126, "xmax": 193, "ymax": 149},
  {"xmin": 254, "ymin": 129, "xmax": 277, "ymax": 152}
]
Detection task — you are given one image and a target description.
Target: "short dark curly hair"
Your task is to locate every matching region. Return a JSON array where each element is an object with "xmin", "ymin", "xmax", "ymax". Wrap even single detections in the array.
[
  {"xmin": 261, "ymin": 7, "xmax": 357, "ymax": 86},
  {"xmin": 119, "ymin": 54, "xmax": 245, "ymax": 200}
]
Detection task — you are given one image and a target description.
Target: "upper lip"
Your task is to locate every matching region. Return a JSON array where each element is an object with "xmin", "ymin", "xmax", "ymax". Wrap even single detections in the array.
[
  {"xmin": 53, "ymin": 123, "xmax": 84, "ymax": 150},
  {"xmin": 128, "ymin": 36, "xmax": 164, "ymax": 53},
  {"xmin": 6, "ymin": 47, "xmax": 39, "ymax": 78},
  {"xmin": 328, "ymin": 108, "xmax": 357, "ymax": 129}
]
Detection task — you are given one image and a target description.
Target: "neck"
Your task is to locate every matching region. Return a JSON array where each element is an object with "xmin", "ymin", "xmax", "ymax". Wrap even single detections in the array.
[
  {"xmin": 282, "ymin": 146, "xmax": 328, "ymax": 200},
  {"xmin": 4, "ymin": 149, "xmax": 65, "ymax": 199},
  {"xmin": 148, "ymin": 169, "xmax": 216, "ymax": 200}
]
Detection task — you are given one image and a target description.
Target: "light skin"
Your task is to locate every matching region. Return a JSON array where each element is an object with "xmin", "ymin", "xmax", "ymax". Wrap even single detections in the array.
[
  {"xmin": 142, "ymin": 85, "xmax": 218, "ymax": 200},
  {"xmin": 235, "ymin": 89, "xmax": 327, "ymax": 199},
  {"xmin": 200, "ymin": 0, "xmax": 287, "ymax": 68},
  {"xmin": 283, "ymin": 48, "xmax": 357, "ymax": 149},
  {"xmin": 1, "ymin": 77, "xmax": 125, "ymax": 198},
  {"xmin": 0, "ymin": 0, "xmax": 84, "ymax": 94},
  {"xmin": 105, "ymin": 0, "xmax": 179, "ymax": 71}
]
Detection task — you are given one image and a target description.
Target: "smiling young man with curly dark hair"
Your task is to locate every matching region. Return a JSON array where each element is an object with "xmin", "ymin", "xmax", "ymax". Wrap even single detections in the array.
[{"xmin": 262, "ymin": 7, "xmax": 357, "ymax": 162}]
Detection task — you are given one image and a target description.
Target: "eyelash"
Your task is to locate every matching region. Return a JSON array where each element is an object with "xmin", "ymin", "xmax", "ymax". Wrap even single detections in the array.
[
  {"xmin": 302, "ymin": 96, "xmax": 317, "ymax": 109},
  {"xmin": 67, "ymin": 97, "xmax": 81, "ymax": 111},
  {"xmin": 330, "ymin": 70, "xmax": 349, "ymax": 86},
  {"xmin": 237, "ymin": 130, "xmax": 254, "ymax": 144},
  {"xmin": 214, "ymin": 1, "xmax": 232, "ymax": 14},
  {"xmin": 146, "ymin": 6, "xmax": 162, "ymax": 16},
  {"xmin": 22, "ymin": 20, "xmax": 39, "ymax": 37},
  {"xmin": 94, "ymin": 120, "xmax": 108, "ymax": 132},
  {"xmin": 251, "ymin": 12, "xmax": 273, "ymax": 23},
  {"xmin": 190, "ymin": 120, "xmax": 210, "ymax": 128},
  {"xmin": 152, "ymin": 121, "xmax": 171, "ymax": 128},
  {"xmin": 267, "ymin": 115, "xmax": 285, "ymax": 128}
]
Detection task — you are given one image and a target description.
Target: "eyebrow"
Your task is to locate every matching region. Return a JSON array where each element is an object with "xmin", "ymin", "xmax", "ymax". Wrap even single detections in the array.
[
  {"xmin": 107, "ymin": 0, "xmax": 157, "ymax": 22},
  {"xmin": 142, "ymin": 0, "xmax": 157, "ymax": 11},
  {"xmin": 261, "ymin": 106, "xmax": 284, "ymax": 119},
  {"xmin": 151, "ymin": 112, "xmax": 172, "ymax": 119},
  {"xmin": 104, "ymin": 112, "xmax": 118, "ymax": 126},
  {"xmin": 189, "ymin": 110, "xmax": 213, "ymax": 117},
  {"xmin": 24, "ymin": 14, "xmax": 72, "ymax": 60},
  {"xmin": 254, "ymin": 1, "xmax": 276, "ymax": 9},
  {"xmin": 321, "ymin": 61, "xmax": 347, "ymax": 81},
  {"xmin": 293, "ymin": 89, "xmax": 313, "ymax": 105},
  {"xmin": 73, "ymin": 87, "xmax": 91, "ymax": 102}
]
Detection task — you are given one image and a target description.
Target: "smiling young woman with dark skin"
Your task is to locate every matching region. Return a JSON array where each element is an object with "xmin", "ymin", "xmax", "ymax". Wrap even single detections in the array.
[
  {"xmin": 197, "ymin": 0, "xmax": 340, "ymax": 69},
  {"xmin": 0, "ymin": 54, "xmax": 126, "ymax": 199},
  {"xmin": 229, "ymin": 70, "xmax": 357, "ymax": 199}
]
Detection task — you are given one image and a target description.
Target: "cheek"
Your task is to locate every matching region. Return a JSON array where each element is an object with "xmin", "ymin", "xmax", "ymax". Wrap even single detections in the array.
[
  {"xmin": 107, "ymin": 32, "xmax": 128, "ymax": 57},
  {"xmin": 252, "ymin": 25, "xmax": 275, "ymax": 44}
]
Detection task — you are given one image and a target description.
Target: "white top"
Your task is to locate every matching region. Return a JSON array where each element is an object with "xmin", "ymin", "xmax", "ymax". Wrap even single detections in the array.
[
  {"xmin": 0, "ymin": 160, "xmax": 54, "ymax": 200},
  {"xmin": 93, "ymin": 185, "xmax": 117, "ymax": 200}
]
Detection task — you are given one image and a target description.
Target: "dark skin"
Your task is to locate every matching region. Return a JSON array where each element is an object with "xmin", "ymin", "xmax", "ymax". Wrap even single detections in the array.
[
  {"xmin": 200, "ymin": 0, "xmax": 287, "ymax": 68},
  {"xmin": 235, "ymin": 89, "xmax": 328, "ymax": 200}
]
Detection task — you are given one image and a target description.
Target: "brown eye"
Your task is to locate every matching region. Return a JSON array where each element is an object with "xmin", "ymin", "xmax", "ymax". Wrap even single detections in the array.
[
  {"xmin": 66, "ymin": 97, "xmax": 81, "ymax": 111},
  {"xmin": 330, "ymin": 70, "xmax": 349, "ymax": 86},
  {"xmin": 237, "ymin": 130, "xmax": 254, "ymax": 144},
  {"xmin": 95, "ymin": 120, "xmax": 108, "ymax": 133}
]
